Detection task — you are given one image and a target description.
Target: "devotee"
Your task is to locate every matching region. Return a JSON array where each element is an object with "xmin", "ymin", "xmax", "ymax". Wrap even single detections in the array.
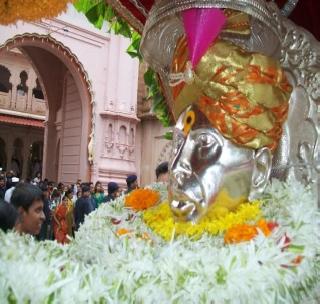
[
  {"xmin": 11, "ymin": 183, "xmax": 45, "ymax": 236},
  {"xmin": 37, "ymin": 184, "xmax": 52, "ymax": 241},
  {"xmin": 65, "ymin": 189, "xmax": 75, "ymax": 237},
  {"xmin": 0, "ymin": 199, "xmax": 18, "ymax": 233},
  {"xmin": 5, "ymin": 170, "xmax": 14, "ymax": 189},
  {"xmin": 53, "ymin": 195, "xmax": 70, "ymax": 244},
  {"xmin": 105, "ymin": 182, "xmax": 120, "ymax": 203},
  {"xmin": 74, "ymin": 184, "xmax": 93, "ymax": 231},
  {"xmin": 32, "ymin": 172, "xmax": 41, "ymax": 185},
  {"xmin": 155, "ymin": 161, "xmax": 169, "ymax": 183},
  {"xmin": 0, "ymin": 176, "xmax": 6, "ymax": 200},
  {"xmin": 125, "ymin": 175, "xmax": 138, "ymax": 194},
  {"xmin": 4, "ymin": 177, "xmax": 19, "ymax": 203},
  {"xmin": 76, "ymin": 190, "xmax": 82, "ymax": 199},
  {"xmin": 93, "ymin": 181, "xmax": 105, "ymax": 208}
]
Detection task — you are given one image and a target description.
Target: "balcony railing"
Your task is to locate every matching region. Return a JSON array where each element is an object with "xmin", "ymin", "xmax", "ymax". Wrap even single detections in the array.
[{"xmin": 0, "ymin": 90, "xmax": 46, "ymax": 116}]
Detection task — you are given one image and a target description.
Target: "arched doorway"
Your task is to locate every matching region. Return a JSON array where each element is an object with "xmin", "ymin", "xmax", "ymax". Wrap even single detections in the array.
[
  {"xmin": 27, "ymin": 140, "xmax": 43, "ymax": 178},
  {"xmin": 11, "ymin": 138, "xmax": 23, "ymax": 177},
  {"xmin": 0, "ymin": 34, "xmax": 93, "ymax": 183}
]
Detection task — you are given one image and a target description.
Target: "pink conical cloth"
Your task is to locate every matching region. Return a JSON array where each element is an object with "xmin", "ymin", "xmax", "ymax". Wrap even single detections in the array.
[{"xmin": 182, "ymin": 8, "xmax": 226, "ymax": 68}]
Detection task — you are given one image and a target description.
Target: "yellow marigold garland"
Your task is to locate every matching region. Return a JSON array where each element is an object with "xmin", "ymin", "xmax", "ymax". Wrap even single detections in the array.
[
  {"xmin": 143, "ymin": 201, "xmax": 262, "ymax": 240},
  {"xmin": 0, "ymin": 0, "xmax": 74, "ymax": 25},
  {"xmin": 125, "ymin": 188, "xmax": 160, "ymax": 211}
]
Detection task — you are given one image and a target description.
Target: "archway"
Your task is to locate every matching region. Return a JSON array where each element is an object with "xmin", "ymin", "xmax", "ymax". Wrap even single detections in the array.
[{"xmin": 0, "ymin": 34, "xmax": 93, "ymax": 183}]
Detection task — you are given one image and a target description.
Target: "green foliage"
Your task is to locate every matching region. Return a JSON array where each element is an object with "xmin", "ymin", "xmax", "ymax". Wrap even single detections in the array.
[
  {"xmin": 74, "ymin": 0, "xmax": 171, "ymax": 129},
  {"xmin": 144, "ymin": 67, "xmax": 171, "ymax": 127}
]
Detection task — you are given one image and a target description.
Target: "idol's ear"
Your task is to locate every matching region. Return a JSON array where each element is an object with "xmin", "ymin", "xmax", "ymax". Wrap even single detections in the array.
[{"xmin": 249, "ymin": 147, "xmax": 272, "ymax": 201}]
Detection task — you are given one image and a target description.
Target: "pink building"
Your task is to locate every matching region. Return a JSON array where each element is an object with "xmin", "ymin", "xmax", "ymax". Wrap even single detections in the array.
[{"xmin": 0, "ymin": 5, "xmax": 170, "ymax": 187}]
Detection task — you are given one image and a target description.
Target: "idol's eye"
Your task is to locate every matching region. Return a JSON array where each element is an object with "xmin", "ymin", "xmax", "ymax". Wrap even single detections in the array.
[
  {"xmin": 197, "ymin": 133, "xmax": 214, "ymax": 148},
  {"xmin": 196, "ymin": 132, "xmax": 222, "ymax": 161}
]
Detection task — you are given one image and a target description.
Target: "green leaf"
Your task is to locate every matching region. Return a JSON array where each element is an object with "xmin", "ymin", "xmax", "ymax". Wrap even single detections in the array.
[
  {"xmin": 104, "ymin": 6, "xmax": 115, "ymax": 21},
  {"xmin": 164, "ymin": 131, "xmax": 173, "ymax": 140},
  {"xmin": 84, "ymin": 2, "xmax": 105, "ymax": 29},
  {"xmin": 144, "ymin": 68, "xmax": 155, "ymax": 87}
]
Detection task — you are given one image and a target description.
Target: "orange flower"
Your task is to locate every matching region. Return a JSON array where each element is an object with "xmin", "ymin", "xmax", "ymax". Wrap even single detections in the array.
[
  {"xmin": 224, "ymin": 219, "xmax": 272, "ymax": 244},
  {"xmin": 116, "ymin": 228, "xmax": 132, "ymax": 236},
  {"xmin": 125, "ymin": 189, "xmax": 160, "ymax": 211},
  {"xmin": 256, "ymin": 219, "xmax": 271, "ymax": 237},
  {"xmin": 291, "ymin": 255, "xmax": 303, "ymax": 265}
]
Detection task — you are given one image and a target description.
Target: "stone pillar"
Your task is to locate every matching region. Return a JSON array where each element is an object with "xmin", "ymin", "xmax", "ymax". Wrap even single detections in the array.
[
  {"xmin": 26, "ymin": 69, "xmax": 37, "ymax": 112},
  {"xmin": 42, "ymin": 120, "xmax": 57, "ymax": 181},
  {"xmin": 8, "ymin": 68, "xmax": 20, "ymax": 107},
  {"xmin": 21, "ymin": 135, "xmax": 30, "ymax": 180}
]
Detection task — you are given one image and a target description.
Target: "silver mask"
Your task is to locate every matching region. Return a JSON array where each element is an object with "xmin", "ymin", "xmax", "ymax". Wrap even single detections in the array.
[{"xmin": 169, "ymin": 107, "xmax": 272, "ymax": 222}]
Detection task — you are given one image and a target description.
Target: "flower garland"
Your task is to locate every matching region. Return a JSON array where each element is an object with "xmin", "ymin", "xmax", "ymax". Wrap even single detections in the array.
[
  {"xmin": 143, "ymin": 201, "xmax": 261, "ymax": 240},
  {"xmin": 125, "ymin": 188, "xmax": 160, "ymax": 211},
  {"xmin": 0, "ymin": 0, "xmax": 73, "ymax": 25},
  {"xmin": 224, "ymin": 219, "xmax": 273, "ymax": 244},
  {"xmin": 0, "ymin": 180, "xmax": 319, "ymax": 303}
]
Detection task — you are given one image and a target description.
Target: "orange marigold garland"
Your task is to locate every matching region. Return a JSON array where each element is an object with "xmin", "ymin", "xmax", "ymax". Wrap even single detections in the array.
[
  {"xmin": 224, "ymin": 219, "xmax": 272, "ymax": 244},
  {"xmin": 125, "ymin": 188, "xmax": 160, "ymax": 211},
  {"xmin": 0, "ymin": 0, "xmax": 74, "ymax": 25}
]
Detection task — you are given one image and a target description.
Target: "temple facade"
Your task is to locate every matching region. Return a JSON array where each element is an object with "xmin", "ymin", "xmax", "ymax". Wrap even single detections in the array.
[{"xmin": 0, "ymin": 5, "xmax": 170, "ymax": 187}]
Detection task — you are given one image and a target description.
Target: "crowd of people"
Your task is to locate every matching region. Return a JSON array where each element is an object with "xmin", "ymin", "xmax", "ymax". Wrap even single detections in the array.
[{"xmin": 0, "ymin": 161, "xmax": 169, "ymax": 243}]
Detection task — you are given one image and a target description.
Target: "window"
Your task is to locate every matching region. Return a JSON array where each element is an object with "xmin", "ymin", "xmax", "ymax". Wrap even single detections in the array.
[
  {"xmin": 32, "ymin": 78, "xmax": 44, "ymax": 99},
  {"xmin": 0, "ymin": 65, "xmax": 12, "ymax": 93},
  {"xmin": 17, "ymin": 71, "xmax": 28, "ymax": 96}
]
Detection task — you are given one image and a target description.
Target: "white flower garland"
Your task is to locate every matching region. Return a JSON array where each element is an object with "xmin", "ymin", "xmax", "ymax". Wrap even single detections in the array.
[{"xmin": 0, "ymin": 179, "xmax": 319, "ymax": 303}]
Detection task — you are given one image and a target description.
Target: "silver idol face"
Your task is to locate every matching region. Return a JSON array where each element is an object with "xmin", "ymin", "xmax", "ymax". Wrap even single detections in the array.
[{"xmin": 168, "ymin": 106, "xmax": 270, "ymax": 222}]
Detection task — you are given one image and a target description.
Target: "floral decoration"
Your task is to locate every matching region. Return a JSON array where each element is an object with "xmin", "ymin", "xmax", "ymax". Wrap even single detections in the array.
[
  {"xmin": 0, "ymin": 180, "xmax": 319, "ymax": 303},
  {"xmin": 125, "ymin": 188, "xmax": 160, "ymax": 211},
  {"xmin": 0, "ymin": 0, "xmax": 74, "ymax": 25},
  {"xmin": 224, "ymin": 219, "xmax": 273, "ymax": 244},
  {"xmin": 143, "ymin": 201, "xmax": 261, "ymax": 240}
]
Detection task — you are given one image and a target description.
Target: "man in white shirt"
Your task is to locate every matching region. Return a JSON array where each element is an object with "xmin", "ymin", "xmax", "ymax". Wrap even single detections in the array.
[{"xmin": 5, "ymin": 177, "xmax": 19, "ymax": 203}]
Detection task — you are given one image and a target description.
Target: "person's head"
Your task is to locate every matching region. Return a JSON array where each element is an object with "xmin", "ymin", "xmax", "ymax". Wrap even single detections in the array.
[
  {"xmin": 89, "ymin": 182, "xmax": 94, "ymax": 193},
  {"xmin": 0, "ymin": 200, "xmax": 18, "ymax": 233},
  {"xmin": 57, "ymin": 182, "xmax": 64, "ymax": 191},
  {"xmin": 51, "ymin": 188, "xmax": 60, "ymax": 200},
  {"xmin": 11, "ymin": 183, "xmax": 45, "ymax": 235},
  {"xmin": 7, "ymin": 171, "xmax": 14, "ymax": 178},
  {"xmin": 156, "ymin": 162, "xmax": 169, "ymax": 183},
  {"xmin": 108, "ymin": 182, "xmax": 120, "ymax": 198},
  {"xmin": 126, "ymin": 175, "xmax": 138, "ymax": 190},
  {"xmin": 0, "ymin": 176, "xmax": 5, "ymax": 188},
  {"xmin": 61, "ymin": 196, "xmax": 68, "ymax": 205},
  {"xmin": 94, "ymin": 181, "xmax": 102, "ymax": 193},
  {"xmin": 65, "ymin": 189, "xmax": 73, "ymax": 200},
  {"xmin": 77, "ymin": 190, "xmax": 82, "ymax": 199},
  {"xmin": 81, "ymin": 185, "xmax": 91, "ymax": 198}
]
